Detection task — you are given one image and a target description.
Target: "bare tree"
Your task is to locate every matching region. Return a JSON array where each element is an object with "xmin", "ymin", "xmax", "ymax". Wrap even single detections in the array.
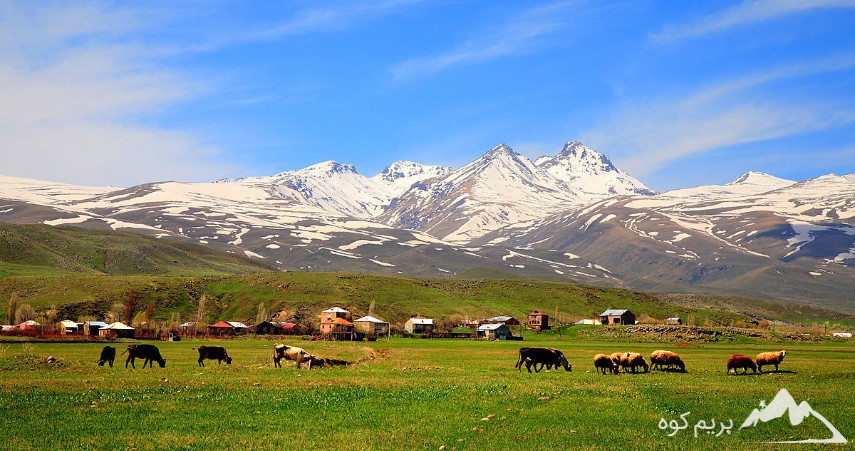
[
  {"xmin": 6, "ymin": 293, "xmax": 18, "ymax": 325},
  {"xmin": 368, "ymin": 300, "xmax": 376, "ymax": 316},
  {"xmin": 256, "ymin": 302, "xmax": 268, "ymax": 324},
  {"xmin": 123, "ymin": 291, "xmax": 137, "ymax": 325},
  {"xmin": 145, "ymin": 301, "xmax": 155, "ymax": 332},
  {"xmin": 15, "ymin": 303, "xmax": 37, "ymax": 323},
  {"xmin": 195, "ymin": 294, "xmax": 208, "ymax": 330}
]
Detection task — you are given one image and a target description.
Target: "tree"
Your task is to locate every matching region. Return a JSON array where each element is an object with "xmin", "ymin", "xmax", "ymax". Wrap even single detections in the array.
[
  {"xmin": 256, "ymin": 302, "xmax": 268, "ymax": 324},
  {"xmin": 6, "ymin": 293, "xmax": 18, "ymax": 325},
  {"xmin": 368, "ymin": 300, "xmax": 376, "ymax": 316},
  {"xmin": 145, "ymin": 301, "xmax": 155, "ymax": 331},
  {"xmin": 196, "ymin": 294, "xmax": 208, "ymax": 327},
  {"xmin": 123, "ymin": 291, "xmax": 137, "ymax": 325},
  {"xmin": 15, "ymin": 303, "xmax": 37, "ymax": 323},
  {"xmin": 109, "ymin": 303, "xmax": 125, "ymax": 323}
]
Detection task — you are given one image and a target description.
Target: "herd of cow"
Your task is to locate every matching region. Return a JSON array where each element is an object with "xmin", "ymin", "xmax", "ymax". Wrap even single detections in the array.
[
  {"xmin": 94, "ymin": 343, "xmax": 349, "ymax": 370},
  {"xmin": 516, "ymin": 347, "xmax": 788, "ymax": 375},
  {"xmin": 93, "ymin": 343, "xmax": 787, "ymax": 375}
]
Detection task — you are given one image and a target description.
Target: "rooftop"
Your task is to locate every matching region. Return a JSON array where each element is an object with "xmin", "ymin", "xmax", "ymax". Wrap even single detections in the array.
[
  {"xmin": 600, "ymin": 309, "xmax": 629, "ymax": 316},
  {"xmin": 355, "ymin": 315, "xmax": 388, "ymax": 324}
]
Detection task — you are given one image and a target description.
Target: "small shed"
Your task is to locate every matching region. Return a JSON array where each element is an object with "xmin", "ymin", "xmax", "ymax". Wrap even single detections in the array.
[
  {"xmin": 528, "ymin": 311, "xmax": 550, "ymax": 331},
  {"xmin": 83, "ymin": 321, "xmax": 109, "ymax": 336},
  {"xmin": 99, "ymin": 322, "xmax": 135, "ymax": 339},
  {"xmin": 255, "ymin": 321, "xmax": 302, "ymax": 335},
  {"xmin": 477, "ymin": 323, "xmax": 512, "ymax": 340},
  {"xmin": 405, "ymin": 317, "xmax": 434, "ymax": 334},
  {"xmin": 57, "ymin": 320, "xmax": 79, "ymax": 334},
  {"xmin": 17, "ymin": 320, "xmax": 42, "ymax": 332},
  {"xmin": 666, "ymin": 317, "xmax": 682, "ymax": 325},
  {"xmin": 485, "ymin": 316, "xmax": 520, "ymax": 326},
  {"xmin": 354, "ymin": 316, "xmax": 390, "ymax": 336},
  {"xmin": 227, "ymin": 321, "xmax": 250, "ymax": 334},
  {"xmin": 574, "ymin": 319, "xmax": 598, "ymax": 325},
  {"xmin": 208, "ymin": 320, "xmax": 236, "ymax": 336},
  {"xmin": 600, "ymin": 309, "xmax": 636, "ymax": 325}
]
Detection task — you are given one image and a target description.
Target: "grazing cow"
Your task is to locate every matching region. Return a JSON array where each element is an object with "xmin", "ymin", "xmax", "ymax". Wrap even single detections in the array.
[
  {"xmin": 726, "ymin": 354, "xmax": 756, "ymax": 375},
  {"xmin": 593, "ymin": 353, "xmax": 619, "ymax": 374},
  {"xmin": 97, "ymin": 346, "xmax": 116, "ymax": 367},
  {"xmin": 620, "ymin": 352, "xmax": 649, "ymax": 373},
  {"xmin": 122, "ymin": 344, "xmax": 166, "ymax": 369},
  {"xmin": 195, "ymin": 346, "xmax": 232, "ymax": 367},
  {"xmin": 272, "ymin": 343, "xmax": 314, "ymax": 369},
  {"xmin": 515, "ymin": 348, "xmax": 571, "ymax": 373},
  {"xmin": 756, "ymin": 350, "xmax": 786, "ymax": 373}
]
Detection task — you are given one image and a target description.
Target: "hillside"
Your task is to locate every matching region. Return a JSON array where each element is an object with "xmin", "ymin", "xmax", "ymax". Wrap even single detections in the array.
[
  {"xmin": 0, "ymin": 272, "xmax": 850, "ymax": 330},
  {"xmin": 0, "ymin": 224, "xmax": 271, "ymax": 277}
]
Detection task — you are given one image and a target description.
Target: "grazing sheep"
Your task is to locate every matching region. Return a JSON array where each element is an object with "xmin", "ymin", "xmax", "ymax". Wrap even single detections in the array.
[
  {"xmin": 608, "ymin": 352, "xmax": 625, "ymax": 372},
  {"xmin": 650, "ymin": 350, "xmax": 685, "ymax": 372},
  {"xmin": 620, "ymin": 352, "xmax": 649, "ymax": 373},
  {"xmin": 726, "ymin": 354, "xmax": 756, "ymax": 375},
  {"xmin": 593, "ymin": 354, "xmax": 619, "ymax": 374},
  {"xmin": 755, "ymin": 350, "xmax": 786, "ymax": 373}
]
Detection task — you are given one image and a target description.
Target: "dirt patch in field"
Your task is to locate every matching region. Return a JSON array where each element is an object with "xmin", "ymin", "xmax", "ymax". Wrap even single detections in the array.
[{"xmin": 580, "ymin": 325, "xmax": 824, "ymax": 343}]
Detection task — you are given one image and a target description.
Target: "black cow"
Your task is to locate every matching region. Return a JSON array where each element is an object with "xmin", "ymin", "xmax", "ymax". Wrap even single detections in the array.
[
  {"xmin": 515, "ymin": 347, "xmax": 572, "ymax": 373},
  {"xmin": 97, "ymin": 346, "xmax": 116, "ymax": 367},
  {"xmin": 122, "ymin": 344, "xmax": 166, "ymax": 368},
  {"xmin": 195, "ymin": 346, "xmax": 232, "ymax": 367}
]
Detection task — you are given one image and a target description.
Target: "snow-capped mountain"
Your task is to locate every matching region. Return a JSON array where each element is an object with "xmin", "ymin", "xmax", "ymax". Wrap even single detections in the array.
[
  {"xmin": 381, "ymin": 142, "xmax": 651, "ymax": 243},
  {"xmin": 0, "ymin": 140, "xmax": 851, "ymax": 306},
  {"xmin": 370, "ymin": 161, "xmax": 452, "ymax": 196},
  {"xmin": 535, "ymin": 141, "xmax": 655, "ymax": 198}
]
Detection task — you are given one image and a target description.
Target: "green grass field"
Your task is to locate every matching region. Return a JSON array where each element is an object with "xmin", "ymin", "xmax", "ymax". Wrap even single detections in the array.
[{"xmin": 1, "ymin": 333, "xmax": 852, "ymax": 449}]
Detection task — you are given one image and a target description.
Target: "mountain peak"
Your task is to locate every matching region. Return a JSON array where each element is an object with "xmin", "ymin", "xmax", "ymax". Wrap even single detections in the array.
[
  {"xmin": 727, "ymin": 172, "xmax": 794, "ymax": 189},
  {"xmin": 484, "ymin": 143, "xmax": 515, "ymax": 157},
  {"xmin": 299, "ymin": 160, "xmax": 357, "ymax": 175}
]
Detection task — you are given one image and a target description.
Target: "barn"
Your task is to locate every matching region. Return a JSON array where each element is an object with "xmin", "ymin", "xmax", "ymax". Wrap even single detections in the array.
[
  {"xmin": 98, "ymin": 322, "xmax": 135, "ymax": 339},
  {"xmin": 405, "ymin": 317, "xmax": 434, "ymax": 334},
  {"xmin": 354, "ymin": 316, "xmax": 390, "ymax": 337},
  {"xmin": 599, "ymin": 309, "xmax": 636, "ymax": 325},
  {"xmin": 477, "ymin": 323, "xmax": 511, "ymax": 340}
]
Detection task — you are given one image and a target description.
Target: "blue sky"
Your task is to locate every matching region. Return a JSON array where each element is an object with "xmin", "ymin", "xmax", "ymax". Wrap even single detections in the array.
[{"xmin": 1, "ymin": 0, "xmax": 853, "ymax": 190}]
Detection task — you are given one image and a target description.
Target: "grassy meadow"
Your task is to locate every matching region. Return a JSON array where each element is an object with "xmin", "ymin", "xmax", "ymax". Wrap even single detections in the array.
[{"xmin": 0, "ymin": 331, "xmax": 852, "ymax": 449}]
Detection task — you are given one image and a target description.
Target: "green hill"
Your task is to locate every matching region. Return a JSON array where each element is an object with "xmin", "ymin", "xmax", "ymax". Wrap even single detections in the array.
[
  {"xmin": 0, "ymin": 271, "xmax": 849, "ymax": 329},
  {"xmin": 0, "ymin": 224, "xmax": 271, "ymax": 277}
]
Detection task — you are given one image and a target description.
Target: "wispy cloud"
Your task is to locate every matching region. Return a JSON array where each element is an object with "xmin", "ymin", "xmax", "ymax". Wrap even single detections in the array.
[
  {"xmin": 390, "ymin": 2, "xmax": 583, "ymax": 82},
  {"xmin": 256, "ymin": 0, "xmax": 424, "ymax": 39},
  {"xmin": 653, "ymin": 0, "xmax": 855, "ymax": 42},
  {"xmin": 0, "ymin": 2, "xmax": 234, "ymax": 186},
  {"xmin": 580, "ymin": 55, "xmax": 855, "ymax": 177}
]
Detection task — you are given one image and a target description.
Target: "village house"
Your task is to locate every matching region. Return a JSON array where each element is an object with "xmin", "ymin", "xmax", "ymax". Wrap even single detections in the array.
[
  {"xmin": 477, "ymin": 323, "xmax": 512, "ymax": 340},
  {"xmin": 17, "ymin": 320, "xmax": 42, "ymax": 332},
  {"xmin": 354, "ymin": 316, "xmax": 390, "ymax": 337},
  {"xmin": 254, "ymin": 321, "xmax": 302, "ymax": 335},
  {"xmin": 98, "ymin": 322, "xmax": 135, "ymax": 339},
  {"xmin": 666, "ymin": 317, "xmax": 682, "ymax": 325},
  {"xmin": 57, "ymin": 320, "xmax": 80, "ymax": 334},
  {"xmin": 83, "ymin": 321, "xmax": 109, "ymax": 336},
  {"xmin": 208, "ymin": 320, "xmax": 236, "ymax": 335},
  {"xmin": 404, "ymin": 317, "xmax": 434, "ymax": 334},
  {"xmin": 528, "ymin": 311, "xmax": 550, "ymax": 331},
  {"xmin": 484, "ymin": 316, "xmax": 520, "ymax": 326},
  {"xmin": 320, "ymin": 307, "xmax": 355, "ymax": 338},
  {"xmin": 600, "ymin": 309, "xmax": 636, "ymax": 325}
]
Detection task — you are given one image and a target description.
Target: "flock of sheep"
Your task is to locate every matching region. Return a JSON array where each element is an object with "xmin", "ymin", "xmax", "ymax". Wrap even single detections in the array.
[{"xmin": 588, "ymin": 349, "xmax": 786, "ymax": 375}]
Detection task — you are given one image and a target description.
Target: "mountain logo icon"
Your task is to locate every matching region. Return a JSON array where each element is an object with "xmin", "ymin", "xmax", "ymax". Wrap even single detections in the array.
[{"xmin": 740, "ymin": 388, "xmax": 847, "ymax": 444}]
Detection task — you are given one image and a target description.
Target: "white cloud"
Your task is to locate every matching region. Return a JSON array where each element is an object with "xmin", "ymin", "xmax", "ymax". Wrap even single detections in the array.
[
  {"xmin": 0, "ymin": 2, "xmax": 234, "ymax": 186},
  {"xmin": 653, "ymin": 0, "xmax": 855, "ymax": 42},
  {"xmin": 390, "ymin": 2, "xmax": 582, "ymax": 82},
  {"xmin": 580, "ymin": 56, "xmax": 855, "ymax": 177}
]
